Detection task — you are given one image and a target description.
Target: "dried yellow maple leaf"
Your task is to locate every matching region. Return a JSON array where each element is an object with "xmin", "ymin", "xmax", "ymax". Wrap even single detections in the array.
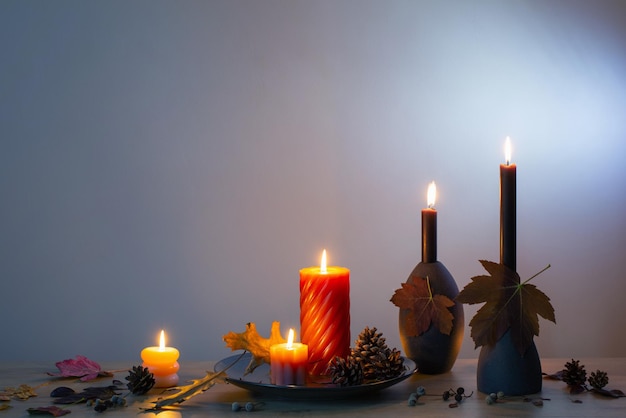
[
  {"xmin": 223, "ymin": 321, "xmax": 286, "ymax": 374},
  {"xmin": 0, "ymin": 384, "xmax": 37, "ymax": 401}
]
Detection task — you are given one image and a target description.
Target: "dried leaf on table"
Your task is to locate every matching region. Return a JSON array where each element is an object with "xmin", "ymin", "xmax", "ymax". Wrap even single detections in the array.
[
  {"xmin": 26, "ymin": 406, "xmax": 71, "ymax": 416},
  {"xmin": 542, "ymin": 370, "xmax": 564, "ymax": 380},
  {"xmin": 146, "ymin": 352, "xmax": 245, "ymax": 412},
  {"xmin": 0, "ymin": 404, "xmax": 12, "ymax": 411},
  {"xmin": 592, "ymin": 388, "xmax": 626, "ymax": 398},
  {"xmin": 47, "ymin": 355, "xmax": 113, "ymax": 382},
  {"xmin": 0, "ymin": 384, "xmax": 37, "ymax": 400},
  {"xmin": 390, "ymin": 275, "xmax": 455, "ymax": 336},
  {"xmin": 52, "ymin": 385, "xmax": 121, "ymax": 404},
  {"xmin": 147, "ymin": 371, "xmax": 224, "ymax": 411},
  {"xmin": 223, "ymin": 321, "xmax": 286, "ymax": 374},
  {"xmin": 456, "ymin": 260, "xmax": 555, "ymax": 355}
]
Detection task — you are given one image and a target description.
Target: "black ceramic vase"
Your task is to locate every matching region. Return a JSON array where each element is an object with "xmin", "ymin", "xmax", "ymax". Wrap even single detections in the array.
[
  {"xmin": 398, "ymin": 261, "xmax": 464, "ymax": 374},
  {"xmin": 477, "ymin": 330, "xmax": 542, "ymax": 395}
]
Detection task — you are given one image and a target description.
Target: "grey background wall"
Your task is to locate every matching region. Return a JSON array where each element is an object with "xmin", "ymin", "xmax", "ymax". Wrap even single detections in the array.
[{"xmin": 1, "ymin": 0, "xmax": 625, "ymax": 363}]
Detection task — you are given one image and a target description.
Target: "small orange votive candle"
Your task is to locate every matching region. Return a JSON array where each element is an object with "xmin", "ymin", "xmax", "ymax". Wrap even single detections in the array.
[
  {"xmin": 140, "ymin": 329, "xmax": 180, "ymax": 388},
  {"xmin": 270, "ymin": 329, "xmax": 308, "ymax": 386}
]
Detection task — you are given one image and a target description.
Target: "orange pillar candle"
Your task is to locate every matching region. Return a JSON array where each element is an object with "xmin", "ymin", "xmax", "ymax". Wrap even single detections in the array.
[
  {"xmin": 300, "ymin": 249, "xmax": 350, "ymax": 376},
  {"xmin": 141, "ymin": 330, "xmax": 180, "ymax": 388},
  {"xmin": 270, "ymin": 329, "xmax": 309, "ymax": 385}
]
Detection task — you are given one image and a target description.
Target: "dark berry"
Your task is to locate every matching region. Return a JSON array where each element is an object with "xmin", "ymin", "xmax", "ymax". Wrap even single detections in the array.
[
  {"xmin": 442, "ymin": 390, "xmax": 450, "ymax": 401},
  {"xmin": 457, "ymin": 387, "xmax": 465, "ymax": 395},
  {"xmin": 454, "ymin": 393, "xmax": 463, "ymax": 403},
  {"xmin": 94, "ymin": 403, "xmax": 108, "ymax": 412}
]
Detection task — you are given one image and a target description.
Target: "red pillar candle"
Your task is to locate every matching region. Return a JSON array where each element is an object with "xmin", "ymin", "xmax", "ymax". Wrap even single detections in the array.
[
  {"xmin": 500, "ymin": 137, "xmax": 516, "ymax": 271},
  {"xmin": 300, "ymin": 249, "xmax": 350, "ymax": 376},
  {"xmin": 270, "ymin": 329, "xmax": 308, "ymax": 385},
  {"xmin": 422, "ymin": 181, "xmax": 437, "ymax": 263},
  {"xmin": 140, "ymin": 330, "xmax": 180, "ymax": 388}
]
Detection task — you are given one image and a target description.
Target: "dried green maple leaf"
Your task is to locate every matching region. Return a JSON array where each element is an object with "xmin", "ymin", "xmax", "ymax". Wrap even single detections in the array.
[
  {"xmin": 456, "ymin": 260, "xmax": 555, "ymax": 355},
  {"xmin": 390, "ymin": 275, "xmax": 455, "ymax": 336}
]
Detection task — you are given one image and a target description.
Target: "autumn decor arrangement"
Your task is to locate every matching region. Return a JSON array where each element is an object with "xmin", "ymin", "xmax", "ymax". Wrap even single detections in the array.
[
  {"xmin": 2, "ymin": 336, "xmax": 624, "ymax": 415},
  {"xmin": 10, "ymin": 138, "xmax": 626, "ymax": 415},
  {"xmin": 223, "ymin": 323, "xmax": 406, "ymax": 388},
  {"xmin": 390, "ymin": 182, "xmax": 464, "ymax": 374}
]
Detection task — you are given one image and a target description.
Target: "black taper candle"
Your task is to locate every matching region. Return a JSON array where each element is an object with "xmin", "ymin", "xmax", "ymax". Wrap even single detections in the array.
[{"xmin": 500, "ymin": 153, "xmax": 516, "ymax": 271}]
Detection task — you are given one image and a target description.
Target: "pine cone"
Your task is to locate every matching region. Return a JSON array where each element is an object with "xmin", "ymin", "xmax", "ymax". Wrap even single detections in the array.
[
  {"xmin": 563, "ymin": 359, "xmax": 587, "ymax": 387},
  {"xmin": 372, "ymin": 347, "xmax": 405, "ymax": 380},
  {"xmin": 351, "ymin": 327, "xmax": 404, "ymax": 381},
  {"xmin": 328, "ymin": 356, "xmax": 364, "ymax": 386},
  {"xmin": 588, "ymin": 370, "xmax": 609, "ymax": 390},
  {"xmin": 352, "ymin": 327, "xmax": 387, "ymax": 380},
  {"xmin": 125, "ymin": 365, "xmax": 155, "ymax": 395}
]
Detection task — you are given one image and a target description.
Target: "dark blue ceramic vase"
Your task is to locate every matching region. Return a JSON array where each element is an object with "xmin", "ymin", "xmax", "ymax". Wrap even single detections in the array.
[
  {"xmin": 477, "ymin": 330, "xmax": 542, "ymax": 395},
  {"xmin": 398, "ymin": 261, "xmax": 464, "ymax": 374}
]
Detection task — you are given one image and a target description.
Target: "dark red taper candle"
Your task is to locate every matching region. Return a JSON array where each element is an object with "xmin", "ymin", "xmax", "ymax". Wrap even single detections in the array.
[{"xmin": 422, "ymin": 181, "xmax": 437, "ymax": 263}]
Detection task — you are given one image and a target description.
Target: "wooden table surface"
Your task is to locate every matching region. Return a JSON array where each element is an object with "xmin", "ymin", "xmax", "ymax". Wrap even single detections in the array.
[{"xmin": 1, "ymin": 357, "xmax": 624, "ymax": 417}]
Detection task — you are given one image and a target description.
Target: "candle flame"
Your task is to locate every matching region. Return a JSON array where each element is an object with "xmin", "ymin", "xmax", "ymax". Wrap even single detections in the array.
[
  {"xmin": 159, "ymin": 330, "xmax": 166, "ymax": 351},
  {"xmin": 505, "ymin": 136, "xmax": 512, "ymax": 165},
  {"xmin": 320, "ymin": 249, "xmax": 327, "ymax": 274},
  {"xmin": 427, "ymin": 181, "xmax": 436, "ymax": 209},
  {"xmin": 287, "ymin": 328, "xmax": 295, "ymax": 348}
]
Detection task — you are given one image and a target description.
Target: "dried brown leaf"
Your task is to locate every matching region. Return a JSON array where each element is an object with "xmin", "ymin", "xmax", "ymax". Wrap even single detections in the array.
[
  {"xmin": 456, "ymin": 260, "xmax": 555, "ymax": 355},
  {"xmin": 53, "ymin": 385, "xmax": 121, "ymax": 404},
  {"xmin": 390, "ymin": 276, "xmax": 455, "ymax": 336},
  {"xmin": 27, "ymin": 406, "xmax": 71, "ymax": 416},
  {"xmin": 592, "ymin": 388, "xmax": 626, "ymax": 398}
]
